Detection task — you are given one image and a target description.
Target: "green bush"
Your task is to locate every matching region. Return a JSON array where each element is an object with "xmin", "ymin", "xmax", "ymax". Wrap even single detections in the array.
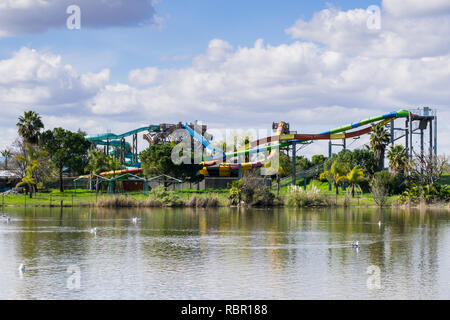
[
  {"xmin": 399, "ymin": 184, "xmax": 450, "ymax": 204},
  {"xmin": 370, "ymin": 171, "xmax": 393, "ymax": 206},
  {"xmin": 228, "ymin": 171, "xmax": 275, "ymax": 207},
  {"xmin": 148, "ymin": 186, "xmax": 182, "ymax": 207},
  {"xmin": 285, "ymin": 185, "xmax": 331, "ymax": 207}
]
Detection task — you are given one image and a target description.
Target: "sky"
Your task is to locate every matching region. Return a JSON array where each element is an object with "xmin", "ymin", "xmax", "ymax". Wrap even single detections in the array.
[{"xmin": 0, "ymin": 0, "xmax": 449, "ymax": 158}]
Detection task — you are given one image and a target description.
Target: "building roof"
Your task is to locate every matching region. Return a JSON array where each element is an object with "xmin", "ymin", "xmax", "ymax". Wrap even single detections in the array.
[{"xmin": 0, "ymin": 170, "xmax": 19, "ymax": 178}]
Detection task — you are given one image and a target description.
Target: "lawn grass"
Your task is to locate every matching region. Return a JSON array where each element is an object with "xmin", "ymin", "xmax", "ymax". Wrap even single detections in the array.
[
  {"xmin": 0, "ymin": 188, "xmax": 231, "ymax": 208},
  {"xmin": 4, "ymin": 173, "xmax": 449, "ymax": 209}
]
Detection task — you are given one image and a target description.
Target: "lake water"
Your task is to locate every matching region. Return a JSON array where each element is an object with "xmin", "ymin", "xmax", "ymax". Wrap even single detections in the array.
[{"xmin": 0, "ymin": 206, "xmax": 449, "ymax": 300}]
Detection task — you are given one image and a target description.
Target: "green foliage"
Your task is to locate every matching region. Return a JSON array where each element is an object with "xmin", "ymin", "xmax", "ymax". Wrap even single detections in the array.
[
  {"xmin": 337, "ymin": 165, "xmax": 366, "ymax": 198},
  {"xmin": 40, "ymin": 128, "xmax": 91, "ymax": 191},
  {"xmin": 13, "ymin": 142, "xmax": 56, "ymax": 188},
  {"xmin": 140, "ymin": 144, "xmax": 203, "ymax": 184},
  {"xmin": 16, "ymin": 160, "xmax": 40, "ymax": 198},
  {"xmin": 285, "ymin": 185, "xmax": 331, "ymax": 207},
  {"xmin": 325, "ymin": 149, "xmax": 377, "ymax": 178},
  {"xmin": 229, "ymin": 171, "xmax": 274, "ymax": 206},
  {"xmin": 320, "ymin": 160, "xmax": 349, "ymax": 198},
  {"xmin": 311, "ymin": 154, "xmax": 327, "ymax": 166},
  {"xmin": 387, "ymin": 145, "xmax": 409, "ymax": 176},
  {"xmin": 369, "ymin": 124, "xmax": 391, "ymax": 171},
  {"xmin": 399, "ymin": 184, "xmax": 450, "ymax": 204},
  {"xmin": 148, "ymin": 186, "xmax": 182, "ymax": 207},
  {"xmin": 85, "ymin": 150, "xmax": 109, "ymax": 175},
  {"xmin": 278, "ymin": 153, "xmax": 293, "ymax": 178},
  {"xmin": 296, "ymin": 156, "xmax": 311, "ymax": 171},
  {"xmin": 1, "ymin": 149, "xmax": 12, "ymax": 170},
  {"xmin": 370, "ymin": 170, "xmax": 397, "ymax": 206},
  {"xmin": 16, "ymin": 110, "xmax": 44, "ymax": 144}
]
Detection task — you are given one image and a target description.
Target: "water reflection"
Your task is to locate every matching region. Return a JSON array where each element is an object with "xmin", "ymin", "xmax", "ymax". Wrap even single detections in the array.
[{"xmin": 0, "ymin": 206, "xmax": 449, "ymax": 299}]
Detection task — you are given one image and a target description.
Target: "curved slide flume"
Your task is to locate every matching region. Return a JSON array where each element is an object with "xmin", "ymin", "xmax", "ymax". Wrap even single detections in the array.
[
  {"xmin": 86, "ymin": 126, "xmax": 162, "ymax": 166},
  {"xmin": 192, "ymin": 109, "xmax": 412, "ymax": 177}
]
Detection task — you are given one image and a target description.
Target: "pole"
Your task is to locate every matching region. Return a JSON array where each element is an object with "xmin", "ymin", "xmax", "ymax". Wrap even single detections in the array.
[
  {"xmin": 390, "ymin": 119, "xmax": 394, "ymax": 146},
  {"xmin": 409, "ymin": 116, "xmax": 413, "ymax": 160},
  {"xmin": 429, "ymin": 118, "xmax": 433, "ymax": 158},
  {"xmin": 420, "ymin": 128, "xmax": 424, "ymax": 174},
  {"xmin": 328, "ymin": 140, "xmax": 332, "ymax": 191},
  {"xmin": 292, "ymin": 142, "xmax": 296, "ymax": 186},
  {"xmin": 434, "ymin": 111, "xmax": 437, "ymax": 156},
  {"xmin": 405, "ymin": 118, "xmax": 409, "ymax": 159}
]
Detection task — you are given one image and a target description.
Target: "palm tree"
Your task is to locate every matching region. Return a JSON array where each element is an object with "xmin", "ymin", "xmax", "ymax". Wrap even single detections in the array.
[
  {"xmin": 106, "ymin": 156, "xmax": 123, "ymax": 178},
  {"xmin": 337, "ymin": 165, "xmax": 365, "ymax": 198},
  {"xmin": 16, "ymin": 111, "xmax": 44, "ymax": 144},
  {"xmin": 85, "ymin": 150, "xmax": 108, "ymax": 175},
  {"xmin": 369, "ymin": 124, "xmax": 391, "ymax": 171},
  {"xmin": 1, "ymin": 149, "xmax": 12, "ymax": 170},
  {"xmin": 387, "ymin": 145, "xmax": 409, "ymax": 176},
  {"xmin": 320, "ymin": 160, "xmax": 349, "ymax": 202},
  {"xmin": 14, "ymin": 144, "xmax": 49, "ymax": 190},
  {"xmin": 16, "ymin": 160, "xmax": 40, "ymax": 198}
]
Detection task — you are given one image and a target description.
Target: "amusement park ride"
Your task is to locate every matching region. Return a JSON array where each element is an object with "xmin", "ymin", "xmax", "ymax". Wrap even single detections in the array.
[{"xmin": 85, "ymin": 107, "xmax": 438, "ymax": 185}]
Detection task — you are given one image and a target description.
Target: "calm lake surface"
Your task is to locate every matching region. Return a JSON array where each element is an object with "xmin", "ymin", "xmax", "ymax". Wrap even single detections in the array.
[{"xmin": 0, "ymin": 206, "xmax": 449, "ymax": 300}]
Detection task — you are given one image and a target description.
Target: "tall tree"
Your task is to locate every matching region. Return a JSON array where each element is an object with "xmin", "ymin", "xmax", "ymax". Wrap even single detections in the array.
[
  {"xmin": 16, "ymin": 111, "xmax": 44, "ymax": 144},
  {"xmin": 40, "ymin": 128, "xmax": 91, "ymax": 192},
  {"xmin": 140, "ymin": 144, "xmax": 203, "ymax": 186},
  {"xmin": 10, "ymin": 139, "xmax": 56, "ymax": 188},
  {"xmin": 320, "ymin": 160, "xmax": 349, "ymax": 202},
  {"xmin": 1, "ymin": 149, "xmax": 12, "ymax": 170},
  {"xmin": 311, "ymin": 154, "xmax": 327, "ymax": 166},
  {"xmin": 337, "ymin": 165, "xmax": 365, "ymax": 198},
  {"xmin": 85, "ymin": 150, "xmax": 109, "ymax": 175},
  {"xmin": 369, "ymin": 124, "xmax": 391, "ymax": 172},
  {"xmin": 387, "ymin": 145, "xmax": 409, "ymax": 176},
  {"xmin": 16, "ymin": 160, "xmax": 40, "ymax": 199}
]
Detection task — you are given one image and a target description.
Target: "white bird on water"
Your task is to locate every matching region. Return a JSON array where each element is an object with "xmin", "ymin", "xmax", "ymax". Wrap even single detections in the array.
[
  {"xmin": 378, "ymin": 221, "xmax": 382, "ymax": 227},
  {"xmin": 18, "ymin": 264, "xmax": 25, "ymax": 273},
  {"xmin": 132, "ymin": 217, "xmax": 138, "ymax": 224},
  {"xmin": 351, "ymin": 241, "xmax": 360, "ymax": 248},
  {"xmin": 90, "ymin": 227, "xmax": 97, "ymax": 234}
]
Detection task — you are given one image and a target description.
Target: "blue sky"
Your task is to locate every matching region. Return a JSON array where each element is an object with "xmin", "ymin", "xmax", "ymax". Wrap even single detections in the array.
[
  {"xmin": 0, "ymin": 0, "xmax": 448, "ymax": 157},
  {"xmin": 0, "ymin": 0, "xmax": 381, "ymax": 82}
]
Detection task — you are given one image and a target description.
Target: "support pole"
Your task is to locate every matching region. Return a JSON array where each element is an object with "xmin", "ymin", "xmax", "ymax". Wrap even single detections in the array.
[
  {"xmin": 390, "ymin": 119, "xmax": 395, "ymax": 146},
  {"xmin": 292, "ymin": 142, "xmax": 297, "ymax": 186},
  {"xmin": 405, "ymin": 118, "xmax": 409, "ymax": 159},
  {"xmin": 133, "ymin": 134, "xmax": 138, "ymax": 164},
  {"xmin": 420, "ymin": 128, "xmax": 424, "ymax": 174},
  {"xmin": 434, "ymin": 111, "xmax": 438, "ymax": 156},
  {"xmin": 328, "ymin": 140, "xmax": 332, "ymax": 191},
  {"xmin": 429, "ymin": 118, "xmax": 433, "ymax": 158},
  {"xmin": 409, "ymin": 116, "xmax": 413, "ymax": 161}
]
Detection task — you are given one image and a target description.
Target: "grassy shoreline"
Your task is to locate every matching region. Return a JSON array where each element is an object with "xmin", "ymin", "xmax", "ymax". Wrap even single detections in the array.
[{"xmin": 1, "ymin": 188, "xmax": 449, "ymax": 210}]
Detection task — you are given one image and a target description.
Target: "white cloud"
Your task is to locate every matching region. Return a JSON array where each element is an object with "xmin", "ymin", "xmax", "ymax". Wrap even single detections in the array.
[
  {"xmin": 383, "ymin": 0, "xmax": 450, "ymax": 17},
  {"xmin": 0, "ymin": 47, "xmax": 110, "ymax": 148},
  {"xmin": 286, "ymin": 6, "xmax": 450, "ymax": 58},
  {"xmin": 0, "ymin": 0, "xmax": 157, "ymax": 37},
  {"xmin": 1, "ymin": 3, "xmax": 449, "ymax": 158}
]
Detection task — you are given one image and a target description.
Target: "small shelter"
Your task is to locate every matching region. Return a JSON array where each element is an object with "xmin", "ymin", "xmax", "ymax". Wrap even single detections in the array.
[
  {"xmin": 108, "ymin": 173, "xmax": 147, "ymax": 194},
  {"xmin": 147, "ymin": 174, "xmax": 183, "ymax": 193},
  {"xmin": 73, "ymin": 174, "xmax": 111, "ymax": 195},
  {"xmin": 0, "ymin": 170, "xmax": 20, "ymax": 192}
]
